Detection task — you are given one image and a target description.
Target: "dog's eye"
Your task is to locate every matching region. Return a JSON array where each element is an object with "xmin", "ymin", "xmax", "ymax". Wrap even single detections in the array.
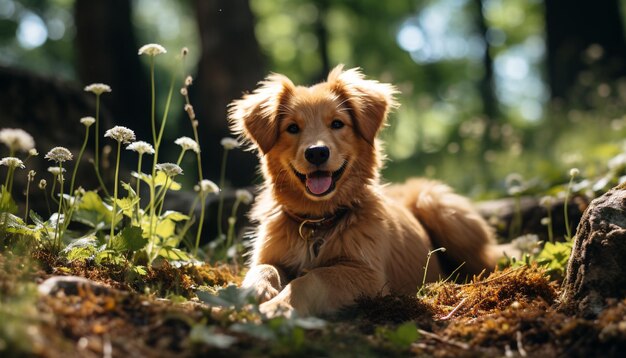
[
  {"xmin": 331, "ymin": 119, "xmax": 344, "ymax": 129},
  {"xmin": 286, "ymin": 124, "xmax": 300, "ymax": 134}
]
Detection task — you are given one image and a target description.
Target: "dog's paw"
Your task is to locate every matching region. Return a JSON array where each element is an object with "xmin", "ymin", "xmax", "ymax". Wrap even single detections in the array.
[
  {"xmin": 259, "ymin": 299, "xmax": 294, "ymax": 319},
  {"xmin": 253, "ymin": 282, "xmax": 280, "ymax": 303}
]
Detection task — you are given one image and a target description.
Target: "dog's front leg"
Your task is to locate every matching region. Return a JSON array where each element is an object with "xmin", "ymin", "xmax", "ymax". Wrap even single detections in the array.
[
  {"xmin": 242, "ymin": 264, "xmax": 287, "ymax": 303},
  {"xmin": 259, "ymin": 263, "xmax": 385, "ymax": 317}
]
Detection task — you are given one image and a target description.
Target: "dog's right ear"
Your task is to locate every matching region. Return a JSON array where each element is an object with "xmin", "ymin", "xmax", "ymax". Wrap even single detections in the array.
[{"xmin": 228, "ymin": 74, "xmax": 295, "ymax": 154}]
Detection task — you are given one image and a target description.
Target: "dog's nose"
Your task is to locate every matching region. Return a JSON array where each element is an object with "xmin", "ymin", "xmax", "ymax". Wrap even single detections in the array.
[{"xmin": 305, "ymin": 145, "xmax": 330, "ymax": 165}]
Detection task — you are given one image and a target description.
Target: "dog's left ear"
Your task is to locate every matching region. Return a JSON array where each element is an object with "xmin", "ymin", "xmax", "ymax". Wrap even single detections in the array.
[
  {"xmin": 228, "ymin": 73, "xmax": 295, "ymax": 154},
  {"xmin": 328, "ymin": 65, "xmax": 399, "ymax": 144}
]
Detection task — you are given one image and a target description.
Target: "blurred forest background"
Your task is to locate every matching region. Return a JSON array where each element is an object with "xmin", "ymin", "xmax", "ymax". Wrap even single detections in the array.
[{"xmin": 1, "ymin": 0, "xmax": 626, "ymax": 198}]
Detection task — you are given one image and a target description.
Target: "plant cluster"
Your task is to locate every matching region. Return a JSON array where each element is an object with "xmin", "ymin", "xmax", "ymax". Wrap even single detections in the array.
[{"xmin": 0, "ymin": 43, "xmax": 251, "ymax": 274}]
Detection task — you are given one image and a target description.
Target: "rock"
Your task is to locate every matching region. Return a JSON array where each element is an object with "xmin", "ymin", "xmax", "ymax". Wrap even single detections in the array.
[
  {"xmin": 38, "ymin": 275, "xmax": 116, "ymax": 296},
  {"xmin": 560, "ymin": 183, "xmax": 626, "ymax": 317}
]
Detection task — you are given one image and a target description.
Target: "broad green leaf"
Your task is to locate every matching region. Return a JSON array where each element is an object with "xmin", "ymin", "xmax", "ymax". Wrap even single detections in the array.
[
  {"xmin": 132, "ymin": 265, "xmax": 147, "ymax": 276},
  {"xmin": 114, "ymin": 197, "xmax": 139, "ymax": 218},
  {"xmin": 189, "ymin": 325, "xmax": 237, "ymax": 349},
  {"xmin": 148, "ymin": 171, "xmax": 182, "ymax": 191},
  {"xmin": 196, "ymin": 285, "xmax": 256, "ymax": 310},
  {"xmin": 379, "ymin": 322, "xmax": 420, "ymax": 348},
  {"xmin": 73, "ymin": 191, "xmax": 113, "ymax": 228},
  {"xmin": 66, "ymin": 246, "xmax": 96, "ymax": 261},
  {"xmin": 95, "ymin": 250, "xmax": 125, "ymax": 265},
  {"xmin": 0, "ymin": 188, "xmax": 18, "ymax": 214},
  {"xmin": 158, "ymin": 246, "xmax": 190, "ymax": 261},
  {"xmin": 160, "ymin": 210, "xmax": 190, "ymax": 222},
  {"xmin": 155, "ymin": 218, "xmax": 176, "ymax": 239},
  {"xmin": 111, "ymin": 226, "xmax": 147, "ymax": 252},
  {"xmin": 230, "ymin": 323, "xmax": 277, "ymax": 341}
]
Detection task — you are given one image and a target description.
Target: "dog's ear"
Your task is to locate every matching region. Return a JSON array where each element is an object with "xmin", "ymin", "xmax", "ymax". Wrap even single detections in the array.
[
  {"xmin": 228, "ymin": 74, "xmax": 295, "ymax": 154},
  {"xmin": 328, "ymin": 65, "xmax": 399, "ymax": 144}
]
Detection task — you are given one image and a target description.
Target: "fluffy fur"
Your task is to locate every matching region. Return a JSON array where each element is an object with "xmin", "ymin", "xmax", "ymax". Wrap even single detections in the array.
[{"xmin": 229, "ymin": 65, "xmax": 500, "ymax": 317}]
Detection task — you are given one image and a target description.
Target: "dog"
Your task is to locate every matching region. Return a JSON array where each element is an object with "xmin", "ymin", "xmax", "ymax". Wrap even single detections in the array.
[{"xmin": 229, "ymin": 65, "xmax": 501, "ymax": 317}]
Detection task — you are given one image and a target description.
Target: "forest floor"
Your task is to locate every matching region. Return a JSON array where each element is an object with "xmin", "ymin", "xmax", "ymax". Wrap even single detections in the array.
[{"xmin": 2, "ymin": 247, "xmax": 626, "ymax": 357}]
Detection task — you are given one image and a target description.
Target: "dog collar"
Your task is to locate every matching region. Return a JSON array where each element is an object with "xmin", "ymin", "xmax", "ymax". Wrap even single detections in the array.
[{"xmin": 283, "ymin": 207, "xmax": 349, "ymax": 238}]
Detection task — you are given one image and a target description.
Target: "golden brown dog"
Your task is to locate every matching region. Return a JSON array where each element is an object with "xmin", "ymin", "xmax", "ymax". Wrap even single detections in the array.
[{"xmin": 229, "ymin": 65, "xmax": 500, "ymax": 317}]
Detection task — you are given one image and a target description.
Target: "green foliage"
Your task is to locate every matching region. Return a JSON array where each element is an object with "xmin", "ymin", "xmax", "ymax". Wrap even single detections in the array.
[
  {"xmin": 536, "ymin": 241, "xmax": 573, "ymax": 278},
  {"xmin": 376, "ymin": 322, "xmax": 420, "ymax": 349},
  {"xmin": 0, "ymin": 188, "xmax": 18, "ymax": 214},
  {"xmin": 196, "ymin": 285, "xmax": 256, "ymax": 311}
]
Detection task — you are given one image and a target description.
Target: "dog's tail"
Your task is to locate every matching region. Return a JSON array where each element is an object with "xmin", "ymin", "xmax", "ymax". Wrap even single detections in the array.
[{"xmin": 386, "ymin": 179, "xmax": 505, "ymax": 277}]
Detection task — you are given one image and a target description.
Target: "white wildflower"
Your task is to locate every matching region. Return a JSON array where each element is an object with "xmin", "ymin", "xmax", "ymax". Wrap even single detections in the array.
[
  {"xmin": 220, "ymin": 137, "xmax": 240, "ymax": 150},
  {"xmin": 180, "ymin": 88, "xmax": 188, "ymax": 96},
  {"xmin": 185, "ymin": 76, "xmax": 193, "ymax": 86},
  {"xmin": 511, "ymin": 234, "xmax": 540, "ymax": 254},
  {"xmin": 0, "ymin": 128, "xmax": 35, "ymax": 152},
  {"xmin": 608, "ymin": 153, "xmax": 626, "ymax": 171},
  {"xmin": 539, "ymin": 196, "xmax": 553, "ymax": 208},
  {"xmin": 27, "ymin": 170, "xmax": 36, "ymax": 181},
  {"xmin": 38, "ymin": 179, "xmax": 47, "ymax": 190},
  {"xmin": 104, "ymin": 126, "xmax": 136, "ymax": 144},
  {"xmin": 138, "ymin": 43, "xmax": 167, "ymax": 56},
  {"xmin": 0, "ymin": 157, "xmax": 25, "ymax": 169},
  {"xmin": 155, "ymin": 163, "xmax": 183, "ymax": 177},
  {"xmin": 540, "ymin": 217, "xmax": 551, "ymax": 226},
  {"xmin": 45, "ymin": 147, "xmax": 73, "ymax": 163},
  {"xmin": 84, "ymin": 83, "xmax": 112, "ymax": 95},
  {"xmin": 28, "ymin": 148, "xmax": 38, "ymax": 156},
  {"xmin": 80, "ymin": 116, "xmax": 96, "ymax": 127},
  {"xmin": 194, "ymin": 179, "xmax": 219, "ymax": 194},
  {"xmin": 126, "ymin": 141, "xmax": 155, "ymax": 155},
  {"xmin": 174, "ymin": 136, "xmax": 200, "ymax": 153},
  {"xmin": 235, "ymin": 189, "xmax": 253, "ymax": 204},
  {"xmin": 47, "ymin": 167, "xmax": 66, "ymax": 176},
  {"xmin": 569, "ymin": 168, "xmax": 580, "ymax": 177}
]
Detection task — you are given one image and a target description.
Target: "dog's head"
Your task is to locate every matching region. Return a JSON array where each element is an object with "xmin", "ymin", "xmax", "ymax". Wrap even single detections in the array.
[{"xmin": 229, "ymin": 65, "xmax": 398, "ymax": 213}]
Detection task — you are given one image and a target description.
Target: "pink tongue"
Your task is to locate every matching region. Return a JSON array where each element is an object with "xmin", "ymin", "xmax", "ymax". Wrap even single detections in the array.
[{"xmin": 306, "ymin": 176, "xmax": 332, "ymax": 195}]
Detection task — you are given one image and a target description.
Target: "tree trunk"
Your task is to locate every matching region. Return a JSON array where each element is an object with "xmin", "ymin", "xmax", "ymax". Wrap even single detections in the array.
[
  {"xmin": 74, "ymin": 0, "xmax": 150, "ymax": 143},
  {"xmin": 560, "ymin": 183, "xmax": 626, "ymax": 318},
  {"xmin": 545, "ymin": 0, "xmax": 626, "ymax": 102},
  {"xmin": 191, "ymin": 0, "xmax": 265, "ymax": 186}
]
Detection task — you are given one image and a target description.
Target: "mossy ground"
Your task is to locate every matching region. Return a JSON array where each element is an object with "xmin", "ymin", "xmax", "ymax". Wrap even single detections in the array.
[{"xmin": 1, "ymin": 249, "xmax": 626, "ymax": 357}]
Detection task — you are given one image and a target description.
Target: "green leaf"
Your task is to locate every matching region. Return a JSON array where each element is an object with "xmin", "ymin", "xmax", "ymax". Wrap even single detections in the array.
[
  {"xmin": 157, "ymin": 246, "xmax": 190, "ymax": 261},
  {"xmin": 230, "ymin": 323, "xmax": 277, "ymax": 341},
  {"xmin": 114, "ymin": 197, "xmax": 139, "ymax": 219},
  {"xmin": 379, "ymin": 322, "xmax": 420, "ymax": 348},
  {"xmin": 189, "ymin": 325, "xmax": 237, "ymax": 349},
  {"xmin": 66, "ymin": 246, "xmax": 96, "ymax": 261},
  {"xmin": 73, "ymin": 191, "xmax": 113, "ymax": 228},
  {"xmin": 155, "ymin": 218, "xmax": 176, "ymax": 239},
  {"xmin": 160, "ymin": 210, "xmax": 190, "ymax": 222},
  {"xmin": 110, "ymin": 226, "xmax": 147, "ymax": 252},
  {"xmin": 131, "ymin": 265, "xmax": 147, "ymax": 276},
  {"xmin": 196, "ymin": 285, "xmax": 256, "ymax": 310},
  {"xmin": 0, "ymin": 188, "xmax": 18, "ymax": 214},
  {"xmin": 150, "ymin": 171, "xmax": 181, "ymax": 191}
]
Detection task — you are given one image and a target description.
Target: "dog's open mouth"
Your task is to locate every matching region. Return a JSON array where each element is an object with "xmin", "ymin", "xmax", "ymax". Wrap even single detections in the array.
[{"xmin": 291, "ymin": 161, "xmax": 348, "ymax": 197}]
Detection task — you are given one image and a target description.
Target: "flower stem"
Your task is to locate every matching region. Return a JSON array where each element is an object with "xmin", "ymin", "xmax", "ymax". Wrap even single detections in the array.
[
  {"xmin": 564, "ymin": 177, "xmax": 575, "ymax": 240},
  {"xmin": 193, "ymin": 192, "xmax": 206, "ymax": 257},
  {"xmin": 135, "ymin": 153, "xmax": 144, "ymax": 223},
  {"xmin": 70, "ymin": 125, "xmax": 90, "ymax": 197},
  {"xmin": 24, "ymin": 176, "xmax": 31, "ymax": 223},
  {"xmin": 109, "ymin": 141, "xmax": 122, "ymax": 244},
  {"xmin": 216, "ymin": 149, "xmax": 229, "ymax": 239},
  {"xmin": 53, "ymin": 163, "xmax": 65, "ymax": 252},
  {"xmin": 226, "ymin": 199, "xmax": 241, "ymax": 251}
]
